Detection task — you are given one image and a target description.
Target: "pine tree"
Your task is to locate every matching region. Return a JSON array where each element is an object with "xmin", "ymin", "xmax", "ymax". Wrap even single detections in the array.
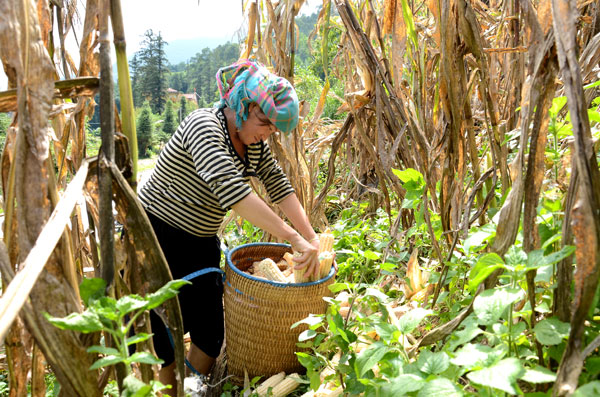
[
  {"xmin": 162, "ymin": 100, "xmax": 176, "ymax": 136},
  {"xmin": 137, "ymin": 29, "xmax": 169, "ymax": 114},
  {"xmin": 129, "ymin": 53, "xmax": 143, "ymax": 107},
  {"xmin": 137, "ymin": 103, "xmax": 153, "ymax": 158},
  {"xmin": 179, "ymin": 96, "xmax": 187, "ymax": 123}
]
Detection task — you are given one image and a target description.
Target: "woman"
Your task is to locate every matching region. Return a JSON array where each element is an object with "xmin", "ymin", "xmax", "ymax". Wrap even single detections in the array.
[{"xmin": 138, "ymin": 59, "xmax": 320, "ymax": 395}]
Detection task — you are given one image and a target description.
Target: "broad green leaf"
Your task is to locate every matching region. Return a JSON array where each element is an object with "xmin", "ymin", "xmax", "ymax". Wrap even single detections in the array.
[
  {"xmin": 416, "ymin": 350, "xmax": 450, "ymax": 375},
  {"xmin": 573, "ymin": 381, "xmax": 600, "ymax": 397},
  {"xmin": 128, "ymin": 352, "xmax": 163, "ymax": 365},
  {"xmin": 298, "ymin": 329, "xmax": 317, "ymax": 342},
  {"xmin": 416, "ymin": 378, "xmax": 463, "ymax": 397},
  {"xmin": 473, "ymin": 288, "xmax": 524, "ymax": 325},
  {"xmin": 447, "ymin": 320, "xmax": 484, "ymax": 351},
  {"xmin": 534, "ymin": 317, "xmax": 570, "ymax": 345},
  {"xmin": 126, "ymin": 333, "xmax": 153, "ymax": 346},
  {"xmin": 467, "ymin": 358, "xmax": 524, "ymax": 395},
  {"xmin": 92, "ymin": 296, "xmax": 119, "ymax": 322},
  {"xmin": 505, "ymin": 246, "xmax": 527, "ymax": 267},
  {"xmin": 520, "ymin": 366, "xmax": 557, "ymax": 384},
  {"xmin": 526, "ymin": 250, "xmax": 546, "ymax": 270},
  {"xmin": 363, "ymin": 250, "xmax": 381, "ymax": 260},
  {"xmin": 86, "ymin": 345, "xmax": 120, "ymax": 355},
  {"xmin": 535, "ymin": 265, "xmax": 553, "ymax": 283},
  {"xmin": 145, "ymin": 279, "xmax": 191, "ymax": 310},
  {"xmin": 464, "ymin": 230, "xmax": 493, "ymax": 254},
  {"xmin": 355, "ymin": 342, "xmax": 389, "ymax": 377},
  {"xmin": 392, "ymin": 168, "xmax": 424, "ymax": 188},
  {"xmin": 397, "ymin": 308, "xmax": 433, "ymax": 334},
  {"xmin": 116, "ymin": 295, "xmax": 148, "ymax": 316},
  {"xmin": 122, "ymin": 373, "xmax": 152, "ymax": 396},
  {"xmin": 89, "ymin": 355, "xmax": 125, "ymax": 370},
  {"xmin": 328, "ymin": 282, "xmax": 354, "ymax": 293},
  {"xmin": 541, "ymin": 246, "xmax": 575, "ymax": 266},
  {"xmin": 451, "ymin": 343, "xmax": 493, "ymax": 368},
  {"xmin": 45, "ymin": 311, "xmax": 104, "ymax": 333},
  {"xmin": 79, "ymin": 278, "xmax": 107, "ymax": 306},
  {"xmin": 381, "ymin": 374, "xmax": 426, "ymax": 395},
  {"xmin": 468, "ymin": 253, "xmax": 505, "ymax": 292}
]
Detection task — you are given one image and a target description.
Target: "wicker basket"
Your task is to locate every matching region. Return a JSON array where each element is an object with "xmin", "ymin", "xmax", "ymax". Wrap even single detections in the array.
[{"xmin": 224, "ymin": 243, "xmax": 335, "ymax": 383}]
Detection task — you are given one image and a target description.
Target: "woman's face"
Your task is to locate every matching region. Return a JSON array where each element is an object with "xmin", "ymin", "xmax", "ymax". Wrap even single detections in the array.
[{"xmin": 238, "ymin": 103, "xmax": 278, "ymax": 145}]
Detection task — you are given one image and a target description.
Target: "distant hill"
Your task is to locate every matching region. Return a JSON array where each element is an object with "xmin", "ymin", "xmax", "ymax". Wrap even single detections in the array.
[{"xmin": 163, "ymin": 37, "xmax": 238, "ymax": 65}]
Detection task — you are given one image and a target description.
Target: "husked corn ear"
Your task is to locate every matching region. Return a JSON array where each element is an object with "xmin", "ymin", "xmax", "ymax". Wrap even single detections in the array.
[
  {"xmin": 293, "ymin": 251, "xmax": 310, "ymax": 283},
  {"xmin": 270, "ymin": 373, "xmax": 301, "ymax": 397},
  {"xmin": 318, "ymin": 228, "xmax": 334, "ymax": 253},
  {"xmin": 282, "ymin": 252, "xmax": 295, "ymax": 267},
  {"xmin": 256, "ymin": 371, "xmax": 285, "ymax": 396},
  {"xmin": 319, "ymin": 251, "xmax": 334, "ymax": 279},
  {"xmin": 257, "ymin": 258, "xmax": 287, "ymax": 283}
]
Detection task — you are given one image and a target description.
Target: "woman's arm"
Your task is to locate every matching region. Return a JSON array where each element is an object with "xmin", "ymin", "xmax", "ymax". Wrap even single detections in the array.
[{"xmin": 231, "ymin": 193, "xmax": 320, "ymax": 279}]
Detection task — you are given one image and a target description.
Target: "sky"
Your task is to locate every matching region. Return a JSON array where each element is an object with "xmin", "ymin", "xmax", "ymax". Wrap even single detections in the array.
[{"xmin": 0, "ymin": 0, "xmax": 320, "ymax": 91}]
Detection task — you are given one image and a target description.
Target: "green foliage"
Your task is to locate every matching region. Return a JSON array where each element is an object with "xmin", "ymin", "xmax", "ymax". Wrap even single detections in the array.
[
  {"xmin": 0, "ymin": 112, "xmax": 11, "ymax": 150},
  {"xmin": 46, "ymin": 277, "xmax": 190, "ymax": 396},
  {"xmin": 162, "ymin": 100, "xmax": 176, "ymax": 137},
  {"xmin": 137, "ymin": 103, "xmax": 154, "ymax": 158},
  {"xmin": 133, "ymin": 30, "xmax": 169, "ymax": 114}
]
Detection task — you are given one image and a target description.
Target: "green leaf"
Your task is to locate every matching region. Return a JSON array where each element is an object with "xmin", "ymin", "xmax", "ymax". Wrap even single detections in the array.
[
  {"xmin": 520, "ymin": 366, "xmax": 556, "ymax": 384},
  {"xmin": 467, "ymin": 358, "xmax": 524, "ymax": 395},
  {"xmin": 541, "ymin": 245, "xmax": 575, "ymax": 266},
  {"xmin": 416, "ymin": 350, "xmax": 450, "ymax": 375},
  {"xmin": 397, "ymin": 308, "xmax": 433, "ymax": 334},
  {"xmin": 298, "ymin": 329, "xmax": 317, "ymax": 342},
  {"xmin": 328, "ymin": 282, "xmax": 354, "ymax": 293},
  {"xmin": 89, "ymin": 355, "xmax": 125, "ymax": 370},
  {"xmin": 355, "ymin": 342, "xmax": 389, "ymax": 377},
  {"xmin": 392, "ymin": 168, "xmax": 425, "ymax": 188},
  {"xmin": 121, "ymin": 374, "xmax": 152, "ymax": 397},
  {"xmin": 534, "ymin": 317, "xmax": 570, "ymax": 345},
  {"xmin": 145, "ymin": 279, "xmax": 191, "ymax": 310},
  {"xmin": 573, "ymin": 381, "xmax": 600, "ymax": 397},
  {"xmin": 451, "ymin": 343, "xmax": 493, "ymax": 369},
  {"xmin": 416, "ymin": 378, "xmax": 463, "ymax": 397},
  {"xmin": 468, "ymin": 253, "xmax": 505, "ymax": 292},
  {"xmin": 79, "ymin": 278, "xmax": 107, "ymax": 306},
  {"xmin": 86, "ymin": 345, "xmax": 120, "ymax": 356},
  {"xmin": 45, "ymin": 310, "xmax": 104, "ymax": 333},
  {"xmin": 126, "ymin": 333, "xmax": 153, "ymax": 346},
  {"xmin": 464, "ymin": 230, "xmax": 493, "ymax": 254},
  {"xmin": 116, "ymin": 295, "xmax": 148, "ymax": 316},
  {"xmin": 381, "ymin": 374, "xmax": 426, "ymax": 394},
  {"xmin": 128, "ymin": 352, "xmax": 163, "ymax": 365},
  {"xmin": 473, "ymin": 288, "xmax": 524, "ymax": 325},
  {"xmin": 447, "ymin": 320, "xmax": 484, "ymax": 351},
  {"xmin": 363, "ymin": 250, "xmax": 381, "ymax": 260}
]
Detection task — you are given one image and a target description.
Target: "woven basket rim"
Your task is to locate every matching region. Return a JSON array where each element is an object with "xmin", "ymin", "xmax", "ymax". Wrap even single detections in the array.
[{"xmin": 226, "ymin": 242, "xmax": 335, "ymax": 288}]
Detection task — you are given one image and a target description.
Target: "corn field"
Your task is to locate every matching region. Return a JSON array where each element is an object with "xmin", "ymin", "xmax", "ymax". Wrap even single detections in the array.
[{"xmin": 0, "ymin": 0, "xmax": 599, "ymax": 396}]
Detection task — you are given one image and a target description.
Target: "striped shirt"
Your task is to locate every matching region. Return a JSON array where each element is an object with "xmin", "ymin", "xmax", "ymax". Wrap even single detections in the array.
[{"xmin": 139, "ymin": 107, "xmax": 294, "ymax": 237}]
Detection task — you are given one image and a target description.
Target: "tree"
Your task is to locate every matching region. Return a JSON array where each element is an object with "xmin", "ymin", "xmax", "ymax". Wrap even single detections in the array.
[
  {"xmin": 162, "ymin": 100, "xmax": 176, "ymax": 136},
  {"xmin": 179, "ymin": 96, "xmax": 187, "ymax": 123},
  {"xmin": 137, "ymin": 103, "xmax": 153, "ymax": 158},
  {"xmin": 137, "ymin": 29, "xmax": 169, "ymax": 114},
  {"xmin": 129, "ymin": 54, "xmax": 143, "ymax": 107}
]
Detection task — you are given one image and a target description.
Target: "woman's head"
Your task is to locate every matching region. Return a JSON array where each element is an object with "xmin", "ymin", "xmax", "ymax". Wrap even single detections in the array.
[{"xmin": 216, "ymin": 60, "xmax": 299, "ymax": 134}]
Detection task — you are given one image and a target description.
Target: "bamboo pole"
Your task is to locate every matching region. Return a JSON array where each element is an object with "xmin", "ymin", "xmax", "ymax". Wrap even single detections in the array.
[
  {"xmin": 110, "ymin": 0, "xmax": 138, "ymax": 189},
  {"xmin": 99, "ymin": 0, "xmax": 115, "ymax": 287}
]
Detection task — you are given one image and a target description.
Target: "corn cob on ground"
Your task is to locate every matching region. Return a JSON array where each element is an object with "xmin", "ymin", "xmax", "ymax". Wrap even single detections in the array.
[
  {"xmin": 255, "ymin": 371, "xmax": 285, "ymax": 396},
  {"xmin": 268, "ymin": 373, "xmax": 301, "ymax": 397}
]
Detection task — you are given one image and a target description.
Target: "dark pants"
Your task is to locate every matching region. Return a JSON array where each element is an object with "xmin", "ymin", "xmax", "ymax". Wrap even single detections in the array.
[{"xmin": 146, "ymin": 210, "xmax": 224, "ymax": 365}]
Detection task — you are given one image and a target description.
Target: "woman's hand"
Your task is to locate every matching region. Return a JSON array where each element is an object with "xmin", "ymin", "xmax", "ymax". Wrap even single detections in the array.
[{"xmin": 290, "ymin": 234, "xmax": 320, "ymax": 280}]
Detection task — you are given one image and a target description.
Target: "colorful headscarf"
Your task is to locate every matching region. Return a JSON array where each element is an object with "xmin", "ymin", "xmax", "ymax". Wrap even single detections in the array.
[{"xmin": 216, "ymin": 59, "xmax": 299, "ymax": 134}]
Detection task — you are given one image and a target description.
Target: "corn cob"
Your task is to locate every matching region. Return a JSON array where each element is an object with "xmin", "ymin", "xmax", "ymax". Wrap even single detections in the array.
[
  {"xmin": 255, "ymin": 371, "xmax": 285, "ymax": 396},
  {"xmin": 257, "ymin": 258, "xmax": 288, "ymax": 283},
  {"xmin": 269, "ymin": 373, "xmax": 301, "ymax": 397},
  {"xmin": 293, "ymin": 251, "xmax": 310, "ymax": 283},
  {"xmin": 318, "ymin": 228, "xmax": 334, "ymax": 252},
  {"xmin": 282, "ymin": 252, "xmax": 295, "ymax": 267},
  {"xmin": 319, "ymin": 251, "xmax": 334, "ymax": 279}
]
